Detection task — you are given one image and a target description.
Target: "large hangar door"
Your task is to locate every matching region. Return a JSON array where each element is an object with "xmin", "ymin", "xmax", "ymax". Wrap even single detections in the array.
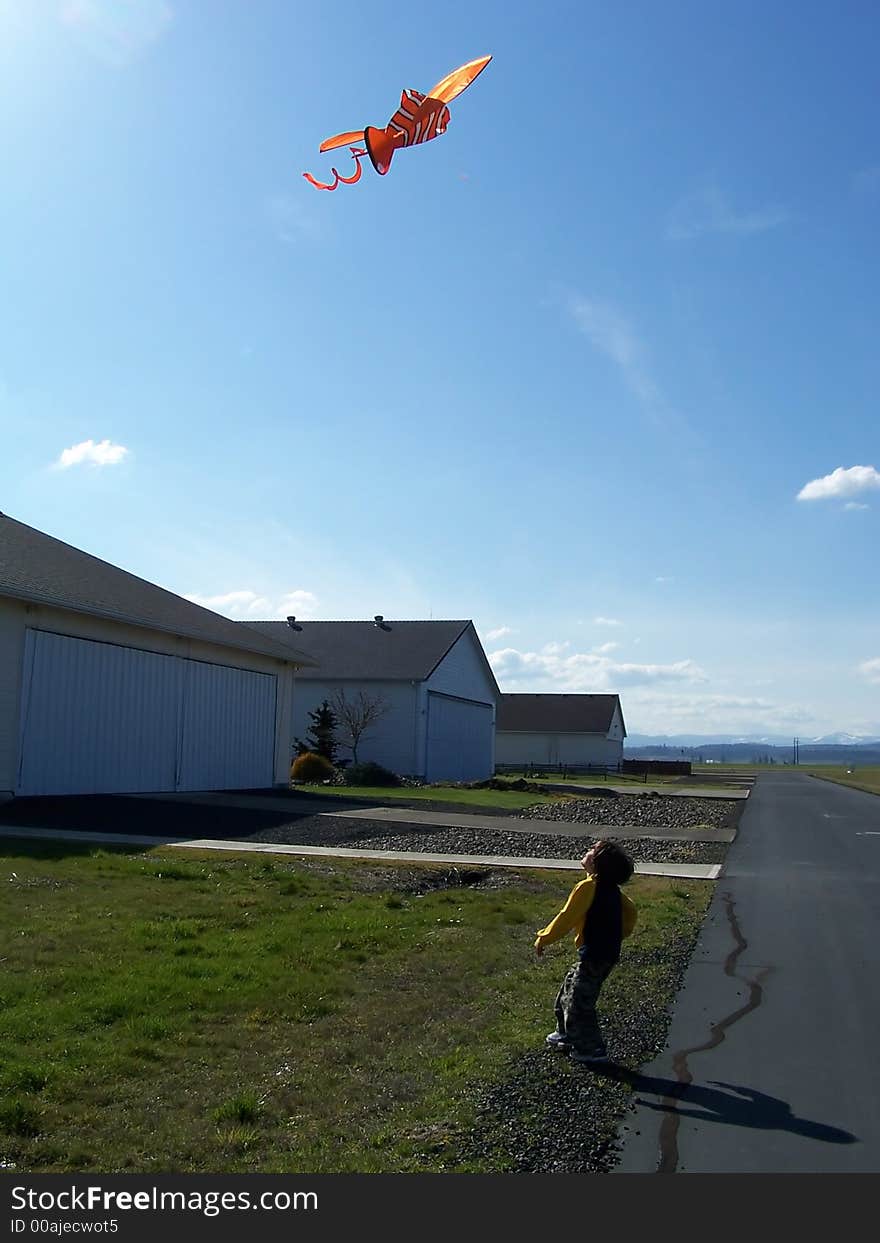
[
  {"xmin": 425, "ymin": 692, "xmax": 493, "ymax": 783},
  {"xmin": 17, "ymin": 629, "xmax": 276, "ymax": 795}
]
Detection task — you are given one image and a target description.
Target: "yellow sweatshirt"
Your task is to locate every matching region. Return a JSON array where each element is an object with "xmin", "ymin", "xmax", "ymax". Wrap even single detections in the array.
[{"xmin": 535, "ymin": 877, "xmax": 637, "ymax": 951}]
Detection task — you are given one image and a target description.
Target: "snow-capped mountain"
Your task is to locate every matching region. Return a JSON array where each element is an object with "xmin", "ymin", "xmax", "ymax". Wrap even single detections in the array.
[{"xmin": 626, "ymin": 732, "xmax": 880, "ymax": 747}]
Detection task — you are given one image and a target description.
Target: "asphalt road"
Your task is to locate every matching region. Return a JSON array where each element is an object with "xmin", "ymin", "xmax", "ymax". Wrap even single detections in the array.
[{"xmin": 614, "ymin": 770, "xmax": 880, "ymax": 1173}]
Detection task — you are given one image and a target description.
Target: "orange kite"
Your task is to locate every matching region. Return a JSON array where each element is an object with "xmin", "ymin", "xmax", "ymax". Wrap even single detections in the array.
[{"xmin": 303, "ymin": 55, "xmax": 491, "ymax": 191}]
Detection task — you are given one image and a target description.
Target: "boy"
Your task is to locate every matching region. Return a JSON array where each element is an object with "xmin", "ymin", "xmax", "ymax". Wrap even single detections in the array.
[{"xmin": 534, "ymin": 839, "xmax": 636, "ymax": 1065}]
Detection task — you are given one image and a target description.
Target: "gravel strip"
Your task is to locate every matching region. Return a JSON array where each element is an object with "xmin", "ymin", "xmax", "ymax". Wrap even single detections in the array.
[
  {"xmin": 520, "ymin": 794, "xmax": 739, "ymax": 831},
  {"xmin": 241, "ymin": 816, "xmax": 728, "ymax": 865},
  {"xmin": 451, "ymin": 935, "xmax": 700, "ymax": 1172}
]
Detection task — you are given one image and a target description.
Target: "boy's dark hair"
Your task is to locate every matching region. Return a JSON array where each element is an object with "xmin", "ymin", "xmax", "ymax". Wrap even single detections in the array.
[{"xmin": 592, "ymin": 840, "xmax": 634, "ymax": 886}]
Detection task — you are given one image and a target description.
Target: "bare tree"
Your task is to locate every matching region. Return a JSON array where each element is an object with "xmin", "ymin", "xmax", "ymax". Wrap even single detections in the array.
[{"xmin": 330, "ymin": 689, "xmax": 392, "ymax": 764}]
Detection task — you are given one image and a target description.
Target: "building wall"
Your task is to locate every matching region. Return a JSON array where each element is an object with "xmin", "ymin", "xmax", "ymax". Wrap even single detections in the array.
[
  {"xmin": 0, "ymin": 599, "xmax": 23, "ymax": 798},
  {"xmin": 0, "ymin": 597, "xmax": 297, "ymax": 795},
  {"xmin": 608, "ymin": 703, "xmax": 625, "ymax": 741},
  {"xmin": 495, "ymin": 730, "xmax": 623, "ymax": 767},
  {"xmin": 423, "ymin": 627, "xmax": 497, "ymax": 778},
  {"xmin": 293, "ymin": 680, "xmax": 419, "ymax": 775},
  {"xmin": 425, "ymin": 627, "xmax": 497, "ymax": 705}
]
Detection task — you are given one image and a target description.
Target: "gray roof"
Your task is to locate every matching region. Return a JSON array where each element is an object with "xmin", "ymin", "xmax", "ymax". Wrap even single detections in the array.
[
  {"xmin": 245, "ymin": 620, "xmax": 499, "ymax": 690},
  {"xmin": 0, "ymin": 513, "xmax": 315, "ymax": 667},
  {"xmin": 497, "ymin": 693, "xmax": 625, "ymax": 736}
]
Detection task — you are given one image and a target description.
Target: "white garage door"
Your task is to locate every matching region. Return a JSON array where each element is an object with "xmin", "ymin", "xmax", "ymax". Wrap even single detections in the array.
[
  {"xmin": 16, "ymin": 629, "xmax": 277, "ymax": 796},
  {"xmin": 425, "ymin": 692, "xmax": 493, "ymax": 783}
]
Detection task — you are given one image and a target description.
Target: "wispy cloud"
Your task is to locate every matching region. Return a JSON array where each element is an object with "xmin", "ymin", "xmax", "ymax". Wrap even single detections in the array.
[
  {"xmin": 858, "ymin": 658, "xmax": 880, "ymax": 685},
  {"xmin": 54, "ymin": 438, "xmax": 129, "ymax": 469},
  {"xmin": 667, "ymin": 187, "xmax": 790, "ymax": 241},
  {"xmin": 184, "ymin": 589, "xmax": 319, "ymax": 620},
  {"xmin": 488, "ymin": 641, "xmax": 705, "ymax": 692},
  {"xmin": 594, "ymin": 616, "xmax": 622, "ymax": 627},
  {"xmin": 797, "ymin": 464, "xmax": 880, "ymax": 503},
  {"xmin": 485, "ymin": 625, "xmax": 514, "ymax": 641},
  {"xmin": 265, "ymin": 194, "xmax": 322, "ymax": 245},
  {"xmin": 844, "ymin": 502, "xmax": 869, "ymax": 511},
  {"xmin": 60, "ymin": 0, "xmax": 173, "ymax": 66},
  {"xmin": 568, "ymin": 297, "xmax": 659, "ymax": 405},
  {"xmin": 592, "ymin": 641, "xmax": 619, "ymax": 655},
  {"xmin": 853, "ymin": 166, "xmax": 880, "ymax": 197},
  {"xmin": 654, "ymin": 576, "xmax": 674, "ymax": 584}
]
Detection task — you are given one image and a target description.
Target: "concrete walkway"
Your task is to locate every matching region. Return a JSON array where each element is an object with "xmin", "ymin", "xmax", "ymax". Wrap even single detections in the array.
[
  {"xmin": 312, "ymin": 803, "xmax": 737, "ymax": 843},
  {"xmin": 0, "ymin": 824, "xmax": 722, "ymax": 880}
]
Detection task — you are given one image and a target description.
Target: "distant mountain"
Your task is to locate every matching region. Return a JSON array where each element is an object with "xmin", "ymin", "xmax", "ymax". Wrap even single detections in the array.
[
  {"xmin": 808, "ymin": 732, "xmax": 880, "ymax": 746},
  {"xmin": 626, "ymin": 732, "xmax": 880, "ymax": 748},
  {"xmin": 625, "ymin": 737, "xmax": 880, "ymax": 765}
]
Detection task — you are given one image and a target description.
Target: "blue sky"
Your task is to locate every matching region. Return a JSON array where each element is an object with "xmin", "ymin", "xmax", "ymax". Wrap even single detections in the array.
[{"xmin": 2, "ymin": 0, "xmax": 878, "ymax": 738}]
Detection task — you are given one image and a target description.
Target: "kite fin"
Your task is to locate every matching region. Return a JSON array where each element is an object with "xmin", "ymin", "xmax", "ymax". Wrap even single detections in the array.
[
  {"xmin": 427, "ymin": 55, "xmax": 492, "ymax": 104},
  {"xmin": 319, "ymin": 130, "xmax": 366, "ymax": 153}
]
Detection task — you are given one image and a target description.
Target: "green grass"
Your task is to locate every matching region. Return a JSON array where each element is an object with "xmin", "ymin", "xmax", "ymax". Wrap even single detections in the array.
[
  {"xmin": 294, "ymin": 783, "xmax": 572, "ymax": 811},
  {"xmin": 805, "ymin": 765, "xmax": 880, "ymax": 796},
  {"xmin": 495, "ymin": 770, "xmax": 749, "ymax": 792},
  {"xmin": 495, "ymin": 771, "xmax": 663, "ymax": 788},
  {"xmin": 0, "ymin": 839, "xmax": 712, "ymax": 1173}
]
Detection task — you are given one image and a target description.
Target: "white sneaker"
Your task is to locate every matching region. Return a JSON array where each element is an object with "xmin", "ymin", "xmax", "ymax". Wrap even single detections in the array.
[{"xmin": 545, "ymin": 1032, "xmax": 571, "ymax": 1049}]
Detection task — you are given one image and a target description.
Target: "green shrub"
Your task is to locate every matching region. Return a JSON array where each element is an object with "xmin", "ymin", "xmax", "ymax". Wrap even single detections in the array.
[
  {"xmin": 343, "ymin": 762, "xmax": 400, "ymax": 787},
  {"xmin": 291, "ymin": 752, "xmax": 335, "ymax": 783}
]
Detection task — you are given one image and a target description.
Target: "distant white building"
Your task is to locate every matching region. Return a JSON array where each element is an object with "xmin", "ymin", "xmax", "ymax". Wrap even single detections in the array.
[
  {"xmin": 495, "ymin": 693, "xmax": 626, "ymax": 768},
  {"xmin": 245, "ymin": 618, "xmax": 499, "ymax": 782}
]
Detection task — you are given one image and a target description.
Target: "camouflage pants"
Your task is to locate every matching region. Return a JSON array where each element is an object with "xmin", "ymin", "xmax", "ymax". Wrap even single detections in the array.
[{"xmin": 553, "ymin": 957, "xmax": 615, "ymax": 1057}]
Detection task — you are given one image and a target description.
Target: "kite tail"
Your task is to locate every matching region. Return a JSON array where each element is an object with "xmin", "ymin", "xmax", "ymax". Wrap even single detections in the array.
[{"xmin": 303, "ymin": 146, "xmax": 365, "ymax": 191}]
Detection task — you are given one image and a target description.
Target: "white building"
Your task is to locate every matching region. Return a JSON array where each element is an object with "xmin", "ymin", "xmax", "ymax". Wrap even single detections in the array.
[
  {"xmin": 246, "ymin": 618, "xmax": 499, "ymax": 782},
  {"xmin": 0, "ymin": 513, "xmax": 314, "ymax": 798},
  {"xmin": 495, "ymin": 693, "xmax": 626, "ymax": 769}
]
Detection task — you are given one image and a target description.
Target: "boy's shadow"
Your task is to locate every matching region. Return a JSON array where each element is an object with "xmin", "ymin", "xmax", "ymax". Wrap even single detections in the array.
[{"xmin": 595, "ymin": 1066, "xmax": 857, "ymax": 1145}]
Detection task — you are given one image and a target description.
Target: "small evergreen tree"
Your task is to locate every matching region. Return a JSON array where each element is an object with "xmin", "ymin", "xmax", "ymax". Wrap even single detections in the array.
[{"xmin": 294, "ymin": 700, "xmax": 339, "ymax": 763}]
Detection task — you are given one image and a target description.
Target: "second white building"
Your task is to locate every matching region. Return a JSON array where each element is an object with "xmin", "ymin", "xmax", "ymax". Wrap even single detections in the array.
[{"xmin": 246, "ymin": 617, "xmax": 499, "ymax": 782}]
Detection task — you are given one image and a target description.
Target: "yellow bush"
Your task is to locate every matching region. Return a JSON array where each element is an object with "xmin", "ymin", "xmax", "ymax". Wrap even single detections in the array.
[{"xmin": 291, "ymin": 751, "xmax": 335, "ymax": 783}]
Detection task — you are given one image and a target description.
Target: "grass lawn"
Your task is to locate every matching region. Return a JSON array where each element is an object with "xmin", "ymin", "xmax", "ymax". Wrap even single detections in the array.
[
  {"xmin": 495, "ymin": 771, "xmax": 672, "ymax": 787},
  {"xmin": 0, "ymin": 839, "xmax": 712, "ymax": 1174},
  {"xmin": 292, "ymin": 783, "xmax": 572, "ymax": 811},
  {"xmin": 805, "ymin": 765, "xmax": 880, "ymax": 796}
]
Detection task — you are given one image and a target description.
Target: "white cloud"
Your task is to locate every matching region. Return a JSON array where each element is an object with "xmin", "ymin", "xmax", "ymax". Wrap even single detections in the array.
[
  {"xmin": 858, "ymin": 658, "xmax": 880, "ymax": 685},
  {"xmin": 592, "ymin": 641, "xmax": 619, "ymax": 654},
  {"xmin": 844, "ymin": 502, "xmax": 870, "ymax": 511},
  {"xmin": 655, "ymin": 576, "xmax": 674, "ymax": 584},
  {"xmin": 485, "ymin": 626, "xmax": 513, "ymax": 641},
  {"xmin": 667, "ymin": 187, "xmax": 790, "ymax": 241},
  {"xmin": 568, "ymin": 297, "xmax": 658, "ymax": 404},
  {"xmin": 594, "ymin": 616, "xmax": 622, "ymax": 627},
  {"xmin": 488, "ymin": 643, "xmax": 706, "ymax": 692},
  {"xmin": 185, "ymin": 589, "xmax": 319, "ymax": 620},
  {"xmin": 797, "ymin": 465, "xmax": 880, "ymax": 502},
  {"xmin": 60, "ymin": 0, "xmax": 173, "ymax": 66},
  {"xmin": 623, "ymin": 689, "xmax": 816, "ymax": 735},
  {"xmin": 54, "ymin": 438, "xmax": 129, "ymax": 469}
]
